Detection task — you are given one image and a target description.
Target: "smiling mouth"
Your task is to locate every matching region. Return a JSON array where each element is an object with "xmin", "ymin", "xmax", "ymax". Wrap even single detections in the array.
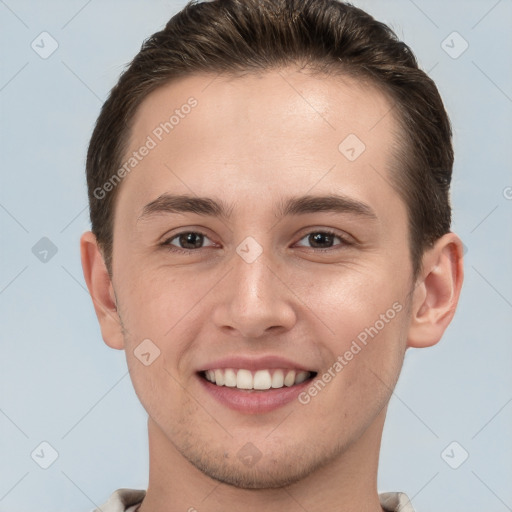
[{"xmin": 198, "ymin": 368, "xmax": 318, "ymax": 391}]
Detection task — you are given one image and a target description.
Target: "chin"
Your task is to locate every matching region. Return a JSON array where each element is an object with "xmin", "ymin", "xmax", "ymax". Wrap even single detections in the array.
[
  {"xmin": 193, "ymin": 460, "xmax": 314, "ymax": 489},
  {"xmin": 177, "ymin": 437, "xmax": 334, "ymax": 490}
]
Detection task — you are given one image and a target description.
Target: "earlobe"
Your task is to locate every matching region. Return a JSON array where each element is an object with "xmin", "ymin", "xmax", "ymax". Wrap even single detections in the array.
[
  {"xmin": 80, "ymin": 231, "xmax": 125, "ymax": 350},
  {"xmin": 407, "ymin": 233, "xmax": 464, "ymax": 349}
]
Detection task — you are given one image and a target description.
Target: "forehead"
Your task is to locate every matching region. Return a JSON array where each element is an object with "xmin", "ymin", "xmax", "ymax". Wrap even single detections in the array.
[
  {"xmin": 129, "ymin": 68, "xmax": 397, "ymax": 148},
  {"xmin": 119, "ymin": 68, "xmax": 402, "ymax": 222}
]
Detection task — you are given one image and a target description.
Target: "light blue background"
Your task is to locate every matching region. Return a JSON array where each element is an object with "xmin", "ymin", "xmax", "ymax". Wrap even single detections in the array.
[{"xmin": 1, "ymin": 1, "xmax": 511, "ymax": 511}]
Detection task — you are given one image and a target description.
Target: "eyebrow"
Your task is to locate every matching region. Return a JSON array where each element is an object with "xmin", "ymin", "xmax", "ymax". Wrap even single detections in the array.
[{"xmin": 137, "ymin": 193, "xmax": 378, "ymax": 223}]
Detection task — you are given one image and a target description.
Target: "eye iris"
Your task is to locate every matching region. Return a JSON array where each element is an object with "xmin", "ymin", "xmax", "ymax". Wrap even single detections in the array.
[
  {"xmin": 173, "ymin": 232, "xmax": 339, "ymax": 250},
  {"xmin": 179, "ymin": 232, "xmax": 203, "ymax": 249},
  {"xmin": 310, "ymin": 232, "xmax": 334, "ymax": 248}
]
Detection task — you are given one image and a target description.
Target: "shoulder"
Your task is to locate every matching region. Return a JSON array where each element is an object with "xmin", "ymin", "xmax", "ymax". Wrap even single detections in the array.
[
  {"xmin": 93, "ymin": 488, "xmax": 413, "ymax": 512},
  {"xmin": 92, "ymin": 488, "xmax": 146, "ymax": 512},
  {"xmin": 379, "ymin": 491, "xmax": 416, "ymax": 512}
]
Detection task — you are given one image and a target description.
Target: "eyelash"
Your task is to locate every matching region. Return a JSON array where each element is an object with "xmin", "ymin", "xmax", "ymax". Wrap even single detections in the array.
[{"xmin": 160, "ymin": 229, "xmax": 353, "ymax": 255}]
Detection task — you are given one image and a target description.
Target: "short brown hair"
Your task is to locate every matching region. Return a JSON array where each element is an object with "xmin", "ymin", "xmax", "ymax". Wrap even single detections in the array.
[{"xmin": 86, "ymin": 0, "xmax": 453, "ymax": 280}]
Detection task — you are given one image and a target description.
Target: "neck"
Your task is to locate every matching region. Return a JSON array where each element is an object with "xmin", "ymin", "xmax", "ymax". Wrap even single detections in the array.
[{"xmin": 138, "ymin": 407, "xmax": 387, "ymax": 512}]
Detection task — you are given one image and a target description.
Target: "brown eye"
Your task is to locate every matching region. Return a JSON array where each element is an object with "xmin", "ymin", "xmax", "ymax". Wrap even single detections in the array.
[
  {"xmin": 295, "ymin": 230, "xmax": 351, "ymax": 251},
  {"xmin": 162, "ymin": 231, "xmax": 214, "ymax": 253}
]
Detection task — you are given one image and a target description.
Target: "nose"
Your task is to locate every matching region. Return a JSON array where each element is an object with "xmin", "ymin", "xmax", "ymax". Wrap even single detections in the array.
[{"xmin": 212, "ymin": 249, "xmax": 297, "ymax": 339}]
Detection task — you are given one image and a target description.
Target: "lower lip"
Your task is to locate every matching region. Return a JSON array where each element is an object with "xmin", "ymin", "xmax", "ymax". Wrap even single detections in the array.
[{"xmin": 197, "ymin": 374, "xmax": 314, "ymax": 414}]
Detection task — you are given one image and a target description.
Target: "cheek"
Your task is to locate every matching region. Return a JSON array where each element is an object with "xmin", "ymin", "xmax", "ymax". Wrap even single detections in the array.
[
  {"xmin": 309, "ymin": 309, "xmax": 407, "ymax": 435},
  {"xmin": 116, "ymin": 269, "xmax": 205, "ymax": 397},
  {"xmin": 305, "ymin": 268, "xmax": 408, "ymax": 397},
  {"xmin": 306, "ymin": 264, "xmax": 406, "ymax": 336},
  {"xmin": 120, "ymin": 272, "xmax": 201, "ymax": 412},
  {"xmin": 117, "ymin": 266, "xmax": 198, "ymax": 336},
  {"xmin": 127, "ymin": 354, "xmax": 191, "ymax": 430}
]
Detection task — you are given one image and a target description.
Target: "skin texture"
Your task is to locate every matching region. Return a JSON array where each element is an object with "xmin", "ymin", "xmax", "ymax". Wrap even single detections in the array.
[{"xmin": 81, "ymin": 68, "xmax": 464, "ymax": 512}]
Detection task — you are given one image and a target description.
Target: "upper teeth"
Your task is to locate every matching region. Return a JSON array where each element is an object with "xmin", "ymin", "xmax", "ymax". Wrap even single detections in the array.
[{"xmin": 203, "ymin": 368, "xmax": 311, "ymax": 390}]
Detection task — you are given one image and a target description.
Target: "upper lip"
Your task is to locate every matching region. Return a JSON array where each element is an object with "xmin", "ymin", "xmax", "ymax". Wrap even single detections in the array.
[{"xmin": 197, "ymin": 355, "xmax": 316, "ymax": 373}]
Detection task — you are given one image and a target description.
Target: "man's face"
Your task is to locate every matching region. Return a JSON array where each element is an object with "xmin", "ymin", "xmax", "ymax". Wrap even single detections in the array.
[{"xmin": 111, "ymin": 69, "xmax": 415, "ymax": 488}]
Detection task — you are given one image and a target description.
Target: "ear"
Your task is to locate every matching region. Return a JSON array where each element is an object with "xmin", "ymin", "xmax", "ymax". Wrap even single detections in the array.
[
  {"xmin": 407, "ymin": 232, "xmax": 464, "ymax": 348},
  {"xmin": 80, "ymin": 231, "xmax": 125, "ymax": 350}
]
